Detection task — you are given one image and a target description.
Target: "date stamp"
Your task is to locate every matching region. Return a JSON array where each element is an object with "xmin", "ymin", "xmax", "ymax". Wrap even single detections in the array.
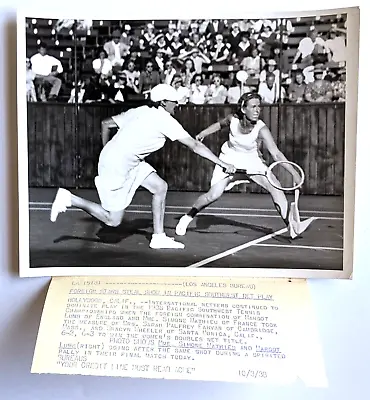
[{"xmin": 239, "ymin": 369, "xmax": 268, "ymax": 379}]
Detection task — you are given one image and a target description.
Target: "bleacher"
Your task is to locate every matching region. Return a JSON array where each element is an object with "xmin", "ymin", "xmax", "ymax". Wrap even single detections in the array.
[{"xmin": 25, "ymin": 16, "xmax": 346, "ymax": 101}]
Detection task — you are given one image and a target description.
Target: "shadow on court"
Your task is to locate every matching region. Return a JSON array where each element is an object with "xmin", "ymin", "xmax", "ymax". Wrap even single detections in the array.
[
  {"xmin": 178, "ymin": 214, "xmax": 293, "ymax": 244},
  {"xmin": 53, "ymin": 214, "xmax": 281, "ymax": 246},
  {"xmin": 54, "ymin": 218, "xmax": 153, "ymax": 245}
]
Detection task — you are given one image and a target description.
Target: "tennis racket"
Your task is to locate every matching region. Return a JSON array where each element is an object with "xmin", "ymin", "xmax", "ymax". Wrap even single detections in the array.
[{"xmin": 222, "ymin": 160, "xmax": 305, "ymax": 192}]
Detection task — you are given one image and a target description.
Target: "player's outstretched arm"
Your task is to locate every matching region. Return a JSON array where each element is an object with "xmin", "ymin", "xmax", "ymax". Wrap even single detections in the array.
[
  {"xmin": 259, "ymin": 126, "xmax": 301, "ymax": 184},
  {"xmin": 196, "ymin": 114, "xmax": 232, "ymax": 141},
  {"xmin": 177, "ymin": 136, "xmax": 236, "ymax": 174},
  {"xmin": 101, "ymin": 117, "xmax": 119, "ymax": 146}
]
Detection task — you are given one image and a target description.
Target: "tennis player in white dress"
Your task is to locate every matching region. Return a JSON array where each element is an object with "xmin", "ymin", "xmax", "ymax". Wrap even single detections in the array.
[
  {"xmin": 50, "ymin": 84, "xmax": 236, "ymax": 249},
  {"xmin": 176, "ymin": 92, "xmax": 314, "ymax": 239}
]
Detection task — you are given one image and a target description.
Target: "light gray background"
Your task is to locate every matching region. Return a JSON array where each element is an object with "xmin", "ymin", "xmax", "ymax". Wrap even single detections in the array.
[{"xmin": 2, "ymin": 1, "xmax": 370, "ymax": 399}]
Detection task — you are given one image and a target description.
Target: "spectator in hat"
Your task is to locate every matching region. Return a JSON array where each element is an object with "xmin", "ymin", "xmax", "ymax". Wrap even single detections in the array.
[
  {"xmin": 259, "ymin": 21, "xmax": 274, "ymax": 40},
  {"xmin": 103, "ymin": 29, "xmax": 129, "ymax": 68},
  {"xmin": 287, "ymin": 70, "xmax": 307, "ymax": 103},
  {"xmin": 304, "ymin": 65, "xmax": 333, "ymax": 102},
  {"xmin": 189, "ymin": 22, "xmax": 199, "ymax": 36},
  {"xmin": 165, "ymin": 23, "xmax": 177, "ymax": 44},
  {"xmin": 209, "ymin": 34, "xmax": 230, "ymax": 64},
  {"xmin": 259, "ymin": 59, "xmax": 280, "ymax": 86},
  {"xmin": 177, "ymin": 20, "xmax": 191, "ymax": 33},
  {"xmin": 169, "ymin": 32, "xmax": 185, "ymax": 57},
  {"xmin": 227, "ymin": 22, "xmax": 241, "ymax": 54},
  {"xmin": 142, "ymin": 23, "xmax": 156, "ymax": 47}
]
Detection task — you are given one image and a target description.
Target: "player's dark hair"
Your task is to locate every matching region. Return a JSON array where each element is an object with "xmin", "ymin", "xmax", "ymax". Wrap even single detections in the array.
[{"xmin": 235, "ymin": 92, "xmax": 261, "ymax": 119}]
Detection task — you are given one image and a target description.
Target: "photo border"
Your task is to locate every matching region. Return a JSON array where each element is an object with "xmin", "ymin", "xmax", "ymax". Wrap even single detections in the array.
[{"xmin": 17, "ymin": 6, "xmax": 360, "ymax": 278}]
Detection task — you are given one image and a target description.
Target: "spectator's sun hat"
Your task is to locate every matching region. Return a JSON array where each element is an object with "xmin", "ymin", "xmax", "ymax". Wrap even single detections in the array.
[{"xmin": 150, "ymin": 84, "xmax": 181, "ymax": 102}]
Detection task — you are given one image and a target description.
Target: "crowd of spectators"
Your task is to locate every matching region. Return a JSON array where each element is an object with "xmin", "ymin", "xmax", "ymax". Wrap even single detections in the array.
[{"xmin": 26, "ymin": 18, "xmax": 347, "ymax": 104}]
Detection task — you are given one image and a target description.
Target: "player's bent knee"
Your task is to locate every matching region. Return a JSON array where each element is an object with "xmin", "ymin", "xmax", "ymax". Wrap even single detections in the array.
[
  {"xmin": 106, "ymin": 212, "xmax": 124, "ymax": 227},
  {"xmin": 155, "ymin": 180, "xmax": 168, "ymax": 196}
]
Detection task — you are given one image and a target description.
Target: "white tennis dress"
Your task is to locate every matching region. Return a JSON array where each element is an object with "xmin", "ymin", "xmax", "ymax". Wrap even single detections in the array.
[
  {"xmin": 95, "ymin": 106, "xmax": 190, "ymax": 211},
  {"xmin": 211, "ymin": 117, "xmax": 268, "ymax": 191}
]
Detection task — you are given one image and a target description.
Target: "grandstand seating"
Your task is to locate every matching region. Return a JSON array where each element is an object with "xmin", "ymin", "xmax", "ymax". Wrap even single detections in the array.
[{"xmin": 24, "ymin": 16, "xmax": 346, "ymax": 101}]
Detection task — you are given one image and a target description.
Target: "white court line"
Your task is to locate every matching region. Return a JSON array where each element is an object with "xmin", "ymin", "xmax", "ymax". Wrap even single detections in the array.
[
  {"xmin": 186, "ymin": 227, "xmax": 288, "ymax": 268},
  {"xmin": 252, "ymin": 243, "xmax": 343, "ymax": 251},
  {"xmin": 29, "ymin": 201, "xmax": 343, "ymax": 215},
  {"xmin": 28, "ymin": 207, "xmax": 343, "ymax": 221}
]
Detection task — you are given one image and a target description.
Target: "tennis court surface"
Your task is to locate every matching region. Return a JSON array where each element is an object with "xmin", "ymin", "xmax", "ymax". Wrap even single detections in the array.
[{"xmin": 28, "ymin": 188, "xmax": 344, "ymax": 270}]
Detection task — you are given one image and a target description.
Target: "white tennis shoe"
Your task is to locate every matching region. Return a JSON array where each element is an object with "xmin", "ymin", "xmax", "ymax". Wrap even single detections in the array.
[
  {"xmin": 175, "ymin": 215, "xmax": 193, "ymax": 236},
  {"xmin": 150, "ymin": 233, "xmax": 185, "ymax": 249},
  {"xmin": 50, "ymin": 188, "xmax": 72, "ymax": 222}
]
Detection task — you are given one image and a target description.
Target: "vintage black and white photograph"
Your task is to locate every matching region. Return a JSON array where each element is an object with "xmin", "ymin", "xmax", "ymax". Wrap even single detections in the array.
[{"xmin": 17, "ymin": 9, "xmax": 359, "ymax": 277}]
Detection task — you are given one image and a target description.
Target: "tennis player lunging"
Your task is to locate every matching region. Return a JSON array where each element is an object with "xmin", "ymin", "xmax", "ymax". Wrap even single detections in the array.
[
  {"xmin": 50, "ymin": 84, "xmax": 236, "ymax": 249},
  {"xmin": 175, "ymin": 92, "xmax": 314, "ymax": 239}
]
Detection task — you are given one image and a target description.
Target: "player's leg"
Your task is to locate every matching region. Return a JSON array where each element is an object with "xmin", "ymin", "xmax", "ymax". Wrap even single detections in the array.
[
  {"xmin": 140, "ymin": 172, "xmax": 185, "ymax": 249},
  {"xmin": 251, "ymin": 174, "xmax": 313, "ymax": 238},
  {"xmin": 50, "ymin": 188, "xmax": 125, "ymax": 227},
  {"xmin": 175, "ymin": 176, "xmax": 233, "ymax": 236}
]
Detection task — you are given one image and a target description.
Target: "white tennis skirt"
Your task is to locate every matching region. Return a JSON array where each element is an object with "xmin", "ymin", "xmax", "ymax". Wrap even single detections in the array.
[
  {"xmin": 95, "ymin": 152, "xmax": 155, "ymax": 212},
  {"xmin": 211, "ymin": 142, "xmax": 268, "ymax": 191}
]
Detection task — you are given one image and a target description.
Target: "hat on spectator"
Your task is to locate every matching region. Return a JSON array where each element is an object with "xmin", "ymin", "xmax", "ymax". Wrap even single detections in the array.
[
  {"xmin": 112, "ymin": 29, "xmax": 121, "ymax": 38},
  {"xmin": 150, "ymin": 84, "xmax": 181, "ymax": 102},
  {"xmin": 268, "ymin": 59, "xmax": 277, "ymax": 66},
  {"xmin": 232, "ymin": 22, "xmax": 239, "ymax": 29}
]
